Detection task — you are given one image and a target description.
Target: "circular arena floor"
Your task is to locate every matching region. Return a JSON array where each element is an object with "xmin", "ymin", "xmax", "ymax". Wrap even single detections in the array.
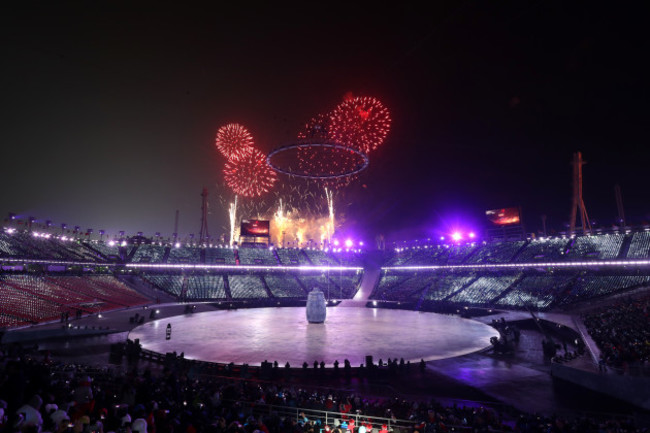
[{"xmin": 128, "ymin": 307, "xmax": 499, "ymax": 367}]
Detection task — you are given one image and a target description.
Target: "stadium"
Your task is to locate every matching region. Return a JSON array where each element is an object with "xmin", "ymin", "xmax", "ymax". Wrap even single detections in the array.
[
  {"xmin": 1, "ymin": 218, "xmax": 650, "ymax": 432},
  {"xmin": 2, "ymin": 2, "xmax": 649, "ymax": 433}
]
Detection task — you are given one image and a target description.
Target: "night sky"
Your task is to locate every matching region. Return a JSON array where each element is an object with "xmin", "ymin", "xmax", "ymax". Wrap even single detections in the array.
[{"xmin": 2, "ymin": 2, "xmax": 647, "ymax": 243}]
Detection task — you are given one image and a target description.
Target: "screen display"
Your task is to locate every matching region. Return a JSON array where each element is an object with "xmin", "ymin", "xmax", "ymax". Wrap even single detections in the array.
[
  {"xmin": 485, "ymin": 207, "xmax": 521, "ymax": 225},
  {"xmin": 240, "ymin": 220, "xmax": 270, "ymax": 236}
]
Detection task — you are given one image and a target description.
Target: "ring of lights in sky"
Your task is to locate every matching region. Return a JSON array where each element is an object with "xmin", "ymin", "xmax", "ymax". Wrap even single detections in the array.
[{"xmin": 266, "ymin": 141, "xmax": 369, "ymax": 180}]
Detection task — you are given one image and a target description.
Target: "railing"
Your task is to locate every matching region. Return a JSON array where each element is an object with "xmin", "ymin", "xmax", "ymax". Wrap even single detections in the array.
[
  {"xmin": 571, "ymin": 316, "xmax": 599, "ymax": 364},
  {"xmin": 234, "ymin": 400, "xmax": 415, "ymax": 432}
]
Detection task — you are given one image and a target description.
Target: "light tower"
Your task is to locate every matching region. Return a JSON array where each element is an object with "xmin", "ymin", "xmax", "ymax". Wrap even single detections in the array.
[
  {"xmin": 199, "ymin": 187, "xmax": 210, "ymax": 243},
  {"xmin": 615, "ymin": 184, "xmax": 626, "ymax": 227},
  {"xmin": 569, "ymin": 152, "xmax": 592, "ymax": 235}
]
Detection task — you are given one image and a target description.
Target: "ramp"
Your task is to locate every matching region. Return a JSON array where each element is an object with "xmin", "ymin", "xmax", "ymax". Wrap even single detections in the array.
[{"xmin": 337, "ymin": 267, "xmax": 380, "ymax": 307}]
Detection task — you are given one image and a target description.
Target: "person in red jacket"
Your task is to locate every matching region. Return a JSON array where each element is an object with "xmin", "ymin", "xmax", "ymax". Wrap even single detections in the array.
[{"xmin": 340, "ymin": 398, "xmax": 352, "ymax": 419}]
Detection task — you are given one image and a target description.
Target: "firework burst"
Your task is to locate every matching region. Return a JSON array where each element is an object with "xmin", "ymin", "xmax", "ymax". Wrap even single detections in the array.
[
  {"xmin": 215, "ymin": 123, "xmax": 255, "ymax": 161},
  {"xmin": 329, "ymin": 96, "xmax": 391, "ymax": 154},
  {"xmin": 223, "ymin": 146, "xmax": 277, "ymax": 197},
  {"xmin": 295, "ymin": 114, "xmax": 364, "ymax": 189}
]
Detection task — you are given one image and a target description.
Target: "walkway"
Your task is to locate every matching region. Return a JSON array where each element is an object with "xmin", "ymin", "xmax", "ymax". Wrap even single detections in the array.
[{"xmin": 338, "ymin": 267, "xmax": 379, "ymax": 307}]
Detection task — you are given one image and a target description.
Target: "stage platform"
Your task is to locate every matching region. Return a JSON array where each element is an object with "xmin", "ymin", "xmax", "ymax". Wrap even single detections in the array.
[{"xmin": 128, "ymin": 306, "xmax": 499, "ymax": 367}]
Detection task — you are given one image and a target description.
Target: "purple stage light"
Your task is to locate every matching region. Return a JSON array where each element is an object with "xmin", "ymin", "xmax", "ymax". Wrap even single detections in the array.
[{"xmin": 452, "ymin": 232, "xmax": 462, "ymax": 241}]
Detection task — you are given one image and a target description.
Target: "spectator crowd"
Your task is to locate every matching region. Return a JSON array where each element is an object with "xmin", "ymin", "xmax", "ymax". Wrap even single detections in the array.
[{"xmin": 0, "ymin": 343, "xmax": 645, "ymax": 433}]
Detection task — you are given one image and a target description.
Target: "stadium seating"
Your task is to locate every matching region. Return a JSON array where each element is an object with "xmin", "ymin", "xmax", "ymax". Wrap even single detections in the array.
[
  {"xmin": 567, "ymin": 273, "xmax": 650, "ymax": 302},
  {"xmin": 236, "ymin": 246, "xmax": 279, "ymax": 266},
  {"xmin": 448, "ymin": 274, "xmax": 520, "ymax": 305},
  {"xmin": 184, "ymin": 274, "xmax": 227, "ymax": 299},
  {"xmin": 372, "ymin": 270, "xmax": 445, "ymax": 302},
  {"xmin": 2, "ymin": 229, "xmax": 650, "ymax": 323},
  {"xmin": 439, "ymin": 243, "xmax": 480, "ymax": 264},
  {"xmin": 0, "ymin": 274, "xmax": 149, "ymax": 326},
  {"xmin": 131, "ymin": 244, "xmax": 168, "ymax": 263},
  {"xmin": 335, "ymin": 250, "xmax": 364, "ymax": 267},
  {"xmin": 262, "ymin": 273, "xmax": 307, "ymax": 297},
  {"xmin": 227, "ymin": 274, "xmax": 269, "ymax": 298},
  {"xmin": 0, "ymin": 232, "xmax": 20, "ymax": 256},
  {"xmin": 627, "ymin": 231, "xmax": 650, "ymax": 258},
  {"xmin": 275, "ymin": 248, "xmax": 310, "ymax": 265},
  {"xmin": 0, "ymin": 277, "xmax": 65, "ymax": 325},
  {"xmin": 326, "ymin": 271, "xmax": 363, "ymax": 298},
  {"xmin": 423, "ymin": 273, "xmax": 478, "ymax": 301},
  {"xmin": 465, "ymin": 241, "xmax": 526, "ymax": 264},
  {"xmin": 514, "ymin": 237, "xmax": 571, "ymax": 262},
  {"xmin": 564, "ymin": 234, "xmax": 625, "ymax": 260},
  {"xmin": 205, "ymin": 247, "xmax": 236, "ymax": 264},
  {"xmin": 142, "ymin": 273, "xmax": 186, "ymax": 297},
  {"xmin": 84, "ymin": 241, "xmax": 121, "ymax": 260},
  {"xmin": 167, "ymin": 245, "xmax": 201, "ymax": 263},
  {"xmin": 302, "ymin": 248, "xmax": 339, "ymax": 265},
  {"xmin": 297, "ymin": 273, "xmax": 347, "ymax": 297},
  {"xmin": 496, "ymin": 273, "xmax": 577, "ymax": 309},
  {"xmin": 583, "ymin": 293, "xmax": 650, "ymax": 368}
]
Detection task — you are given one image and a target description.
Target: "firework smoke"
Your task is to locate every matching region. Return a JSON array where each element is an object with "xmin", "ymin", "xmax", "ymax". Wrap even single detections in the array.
[
  {"xmin": 229, "ymin": 196, "xmax": 238, "ymax": 246},
  {"xmin": 325, "ymin": 187, "xmax": 335, "ymax": 245},
  {"xmin": 218, "ymin": 182, "xmax": 341, "ymax": 247}
]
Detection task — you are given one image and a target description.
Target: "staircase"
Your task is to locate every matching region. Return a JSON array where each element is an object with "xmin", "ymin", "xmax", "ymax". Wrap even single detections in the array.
[
  {"xmin": 617, "ymin": 234, "xmax": 633, "ymax": 259},
  {"xmin": 117, "ymin": 275, "xmax": 176, "ymax": 303}
]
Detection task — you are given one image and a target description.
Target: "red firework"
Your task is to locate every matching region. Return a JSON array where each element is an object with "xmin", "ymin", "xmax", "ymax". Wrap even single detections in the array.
[
  {"xmin": 297, "ymin": 113, "xmax": 331, "ymax": 141},
  {"xmin": 300, "ymin": 145, "xmax": 362, "ymax": 189},
  {"xmin": 329, "ymin": 96, "xmax": 391, "ymax": 154},
  {"xmin": 296, "ymin": 114, "xmax": 362, "ymax": 189},
  {"xmin": 223, "ymin": 146, "xmax": 277, "ymax": 197},
  {"xmin": 215, "ymin": 123, "xmax": 254, "ymax": 161}
]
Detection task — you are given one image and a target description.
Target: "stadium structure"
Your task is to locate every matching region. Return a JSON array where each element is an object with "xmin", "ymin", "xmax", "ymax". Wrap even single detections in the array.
[{"xmin": 1, "ymin": 221, "xmax": 650, "ymax": 431}]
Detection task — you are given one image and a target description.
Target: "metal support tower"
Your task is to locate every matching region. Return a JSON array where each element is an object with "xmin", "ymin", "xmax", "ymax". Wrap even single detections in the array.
[
  {"xmin": 569, "ymin": 152, "xmax": 592, "ymax": 235},
  {"xmin": 199, "ymin": 187, "xmax": 209, "ymax": 242},
  {"xmin": 615, "ymin": 184, "xmax": 626, "ymax": 227}
]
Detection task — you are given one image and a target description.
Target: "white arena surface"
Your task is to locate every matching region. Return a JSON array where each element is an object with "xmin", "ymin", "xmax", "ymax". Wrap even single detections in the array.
[{"xmin": 128, "ymin": 307, "xmax": 499, "ymax": 367}]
